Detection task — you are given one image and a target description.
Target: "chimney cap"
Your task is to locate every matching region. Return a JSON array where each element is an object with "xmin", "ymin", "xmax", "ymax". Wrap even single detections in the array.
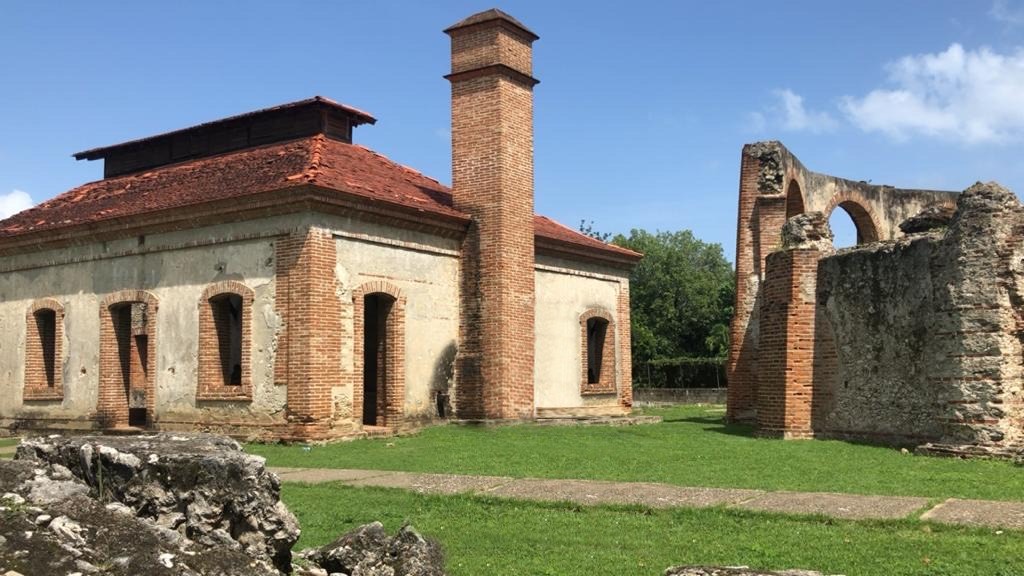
[{"xmin": 444, "ymin": 8, "xmax": 539, "ymax": 41}]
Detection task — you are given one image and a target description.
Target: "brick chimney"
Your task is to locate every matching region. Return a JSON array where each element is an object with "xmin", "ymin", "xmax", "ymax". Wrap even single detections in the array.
[{"xmin": 445, "ymin": 9, "xmax": 539, "ymax": 420}]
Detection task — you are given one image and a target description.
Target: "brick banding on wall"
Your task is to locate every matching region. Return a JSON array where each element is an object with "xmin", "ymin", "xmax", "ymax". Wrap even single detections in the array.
[
  {"xmin": 23, "ymin": 298, "xmax": 65, "ymax": 401},
  {"xmin": 197, "ymin": 280, "xmax": 254, "ymax": 401},
  {"xmin": 351, "ymin": 280, "xmax": 407, "ymax": 429},
  {"xmin": 98, "ymin": 289, "xmax": 158, "ymax": 429},
  {"xmin": 579, "ymin": 308, "xmax": 616, "ymax": 396}
]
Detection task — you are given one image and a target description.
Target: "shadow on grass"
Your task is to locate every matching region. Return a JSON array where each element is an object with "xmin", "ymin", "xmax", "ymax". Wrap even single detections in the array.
[{"xmin": 662, "ymin": 416, "xmax": 756, "ymax": 438}]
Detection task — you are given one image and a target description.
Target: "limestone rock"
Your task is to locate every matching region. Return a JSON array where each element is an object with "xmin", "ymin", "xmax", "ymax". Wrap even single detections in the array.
[
  {"xmin": 780, "ymin": 212, "xmax": 834, "ymax": 252},
  {"xmin": 15, "ymin": 433, "xmax": 300, "ymax": 572},
  {"xmin": 304, "ymin": 522, "xmax": 446, "ymax": 576},
  {"xmin": 0, "ymin": 457, "xmax": 280, "ymax": 576}
]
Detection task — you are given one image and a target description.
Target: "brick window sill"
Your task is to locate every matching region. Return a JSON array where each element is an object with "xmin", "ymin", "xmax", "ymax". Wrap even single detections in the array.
[
  {"xmin": 196, "ymin": 388, "xmax": 252, "ymax": 402},
  {"xmin": 23, "ymin": 389, "xmax": 64, "ymax": 401},
  {"xmin": 580, "ymin": 385, "xmax": 616, "ymax": 396}
]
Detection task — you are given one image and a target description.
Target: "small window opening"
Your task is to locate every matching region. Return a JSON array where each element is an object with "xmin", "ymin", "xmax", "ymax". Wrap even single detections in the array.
[
  {"xmin": 34, "ymin": 309, "xmax": 57, "ymax": 388},
  {"xmin": 586, "ymin": 317, "xmax": 608, "ymax": 384},
  {"xmin": 210, "ymin": 294, "xmax": 243, "ymax": 386}
]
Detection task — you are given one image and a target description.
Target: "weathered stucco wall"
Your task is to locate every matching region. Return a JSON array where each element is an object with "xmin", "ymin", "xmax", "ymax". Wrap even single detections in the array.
[
  {"xmin": 326, "ymin": 216, "xmax": 460, "ymax": 423},
  {"xmin": 0, "ymin": 212, "xmax": 311, "ymax": 432},
  {"xmin": 815, "ymin": 182, "xmax": 1024, "ymax": 446},
  {"xmin": 534, "ymin": 254, "xmax": 626, "ymax": 409}
]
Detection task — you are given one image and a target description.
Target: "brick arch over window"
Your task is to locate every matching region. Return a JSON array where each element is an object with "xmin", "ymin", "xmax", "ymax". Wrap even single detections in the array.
[
  {"xmin": 99, "ymin": 290, "xmax": 159, "ymax": 429},
  {"xmin": 24, "ymin": 298, "xmax": 65, "ymax": 401},
  {"xmin": 785, "ymin": 179, "xmax": 805, "ymax": 219},
  {"xmin": 198, "ymin": 281, "xmax": 254, "ymax": 401},
  {"xmin": 352, "ymin": 281, "xmax": 406, "ymax": 428},
  {"xmin": 825, "ymin": 193, "xmax": 881, "ymax": 244},
  {"xmin": 580, "ymin": 307, "xmax": 616, "ymax": 395}
]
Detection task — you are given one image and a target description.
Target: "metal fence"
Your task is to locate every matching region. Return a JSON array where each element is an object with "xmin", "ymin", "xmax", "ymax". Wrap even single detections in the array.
[{"xmin": 632, "ymin": 357, "xmax": 727, "ymax": 389}]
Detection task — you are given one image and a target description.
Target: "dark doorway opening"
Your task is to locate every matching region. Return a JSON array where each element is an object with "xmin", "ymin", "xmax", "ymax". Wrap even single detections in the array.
[
  {"xmin": 586, "ymin": 317, "xmax": 609, "ymax": 384},
  {"xmin": 112, "ymin": 302, "xmax": 150, "ymax": 428},
  {"xmin": 362, "ymin": 293, "xmax": 394, "ymax": 426}
]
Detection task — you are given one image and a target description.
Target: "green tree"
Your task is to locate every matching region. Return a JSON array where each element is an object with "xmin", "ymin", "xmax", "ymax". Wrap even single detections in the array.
[{"xmin": 611, "ymin": 229, "xmax": 734, "ymax": 365}]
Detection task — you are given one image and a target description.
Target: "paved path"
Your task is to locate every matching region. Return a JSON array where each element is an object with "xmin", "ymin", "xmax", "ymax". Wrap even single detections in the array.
[{"xmin": 270, "ymin": 467, "xmax": 1024, "ymax": 530}]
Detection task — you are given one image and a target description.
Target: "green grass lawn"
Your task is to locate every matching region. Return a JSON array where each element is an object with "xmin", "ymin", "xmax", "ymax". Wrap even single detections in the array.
[
  {"xmin": 284, "ymin": 483, "xmax": 1024, "ymax": 576},
  {"xmin": 249, "ymin": 405, "xmax": 1024, "ymax": 501},
  {"xmin": 0, "ymin": 438, "xmax": 19, "ymax": 448}
]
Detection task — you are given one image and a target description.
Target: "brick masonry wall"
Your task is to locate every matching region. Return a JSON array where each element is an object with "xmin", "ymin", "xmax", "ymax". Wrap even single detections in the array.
[
  {"xmin": 274, "ymin": 227, "xmax": 343, "ymax": 439},
  {"xmin": 616, "ymin": 281, "xmax": 634, "ymax": 408},
  {"xmin": 757, "ymin": 249, "xmax": 821, "ymax": 438},
  {"xmin": 448, "ymin": 19, "xmax": 537, "ymax": 420}
]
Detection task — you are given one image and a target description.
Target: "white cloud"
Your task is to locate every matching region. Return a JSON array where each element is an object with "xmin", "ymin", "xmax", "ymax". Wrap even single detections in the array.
[
  {"xmin": 991, "ymin": 0, "xmax": 1024, "ymax": 26},
  {"xmin": 841, "ymin": 43, "xmax": 1024, "ymax": 144},
  {"xmin": 0, "ymin": 190, "xmax": 33, "ymax": 219},
  {"xmin": 774, "ymin": 89, "xmax": 838, "ymax": 133}
]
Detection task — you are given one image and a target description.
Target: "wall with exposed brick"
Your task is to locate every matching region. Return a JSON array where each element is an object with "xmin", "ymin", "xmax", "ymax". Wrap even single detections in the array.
[
  {"xmin": 534, "ymin": 254, "xmax": 630, "ymax": 411},
  {"xmin": 0, "ymin": 213, "xmax": 304, "ymax": 434}
]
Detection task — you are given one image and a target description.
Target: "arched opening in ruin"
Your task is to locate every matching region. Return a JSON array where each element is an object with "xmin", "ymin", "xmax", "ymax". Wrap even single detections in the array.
[
  {"xmin": 362, "ymin": 292, "xmax": 396, "ymax": 427},
  {"xmin": 785, "ymin": 180, "xmax": 805, "ymax": 219},
  {"xmin": 828, "ymin": 200, "xmax": 879, "ymax": 248}
]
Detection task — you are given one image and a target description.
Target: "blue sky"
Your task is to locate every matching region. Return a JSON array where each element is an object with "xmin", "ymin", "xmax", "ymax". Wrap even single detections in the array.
[{"xmin": 4, "ymin": 1, "xmax": 1024, "ymax": 259}]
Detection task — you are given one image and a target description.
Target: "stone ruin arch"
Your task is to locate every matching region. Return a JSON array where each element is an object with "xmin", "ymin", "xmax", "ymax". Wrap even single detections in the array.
[{"xmin": 726, "ymin": 141, "xmax": 967, "ymax": 441}]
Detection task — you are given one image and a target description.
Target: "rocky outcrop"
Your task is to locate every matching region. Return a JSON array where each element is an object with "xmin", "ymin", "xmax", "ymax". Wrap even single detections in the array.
[
  {"xmin": 15, "ymin": 433, "xmax": 299, "ymax": 571},
  {"xmin": 0, "ymin": 457, "xmax": 280, "ymax": 576},
  {"xmin": 299, "ymin": 521, "xmax": 445, "ymax": 576},
  {"xmin": 3, "ymin": 433, "xmax": 448, "ymax": 576},
  {"xmin": 665, "ymin": 568, "xmax": 832, "ymax": 576}
]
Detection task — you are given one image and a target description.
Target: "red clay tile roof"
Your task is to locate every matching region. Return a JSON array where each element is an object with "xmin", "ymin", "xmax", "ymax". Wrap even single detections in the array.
[{"xmin": 0, "ymin": 135, "xmax": 639, "ymax": 263}]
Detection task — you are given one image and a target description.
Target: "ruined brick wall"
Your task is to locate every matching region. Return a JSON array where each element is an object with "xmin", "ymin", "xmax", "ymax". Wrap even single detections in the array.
[
  {"xmin": 729, "ymin": 140, "xmax": 960, "ymax": 425},
  {"xmin": 815, "ymin": 182, "xmax": 1024, "ymax": 446}
]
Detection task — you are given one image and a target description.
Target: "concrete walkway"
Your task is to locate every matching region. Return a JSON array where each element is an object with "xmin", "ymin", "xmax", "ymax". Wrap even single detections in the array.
[{"xmin": 270, "ymin": 466, "xmax": 1024, "ymax": 531}]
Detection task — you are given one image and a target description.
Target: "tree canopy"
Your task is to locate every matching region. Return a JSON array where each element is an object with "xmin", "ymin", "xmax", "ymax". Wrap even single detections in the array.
[{"xmin": 610, "ymin": 229, "xmax": 734, "ymax": 364}]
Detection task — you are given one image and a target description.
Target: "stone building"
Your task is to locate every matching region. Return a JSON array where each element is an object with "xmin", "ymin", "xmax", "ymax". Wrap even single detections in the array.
[
  {"xmin": 0, "ymin": 10, "xmax": 640, "ymax": 440},
  {"xmin": 728, "ymin": 140, "xmax": 1024, "ymax": 449}
]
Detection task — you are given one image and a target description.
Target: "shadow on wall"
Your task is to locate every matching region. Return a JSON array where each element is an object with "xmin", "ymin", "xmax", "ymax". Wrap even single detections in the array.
[{"xmin": 431, "ymin": 342, "xmax": 457, "ymax": 418}]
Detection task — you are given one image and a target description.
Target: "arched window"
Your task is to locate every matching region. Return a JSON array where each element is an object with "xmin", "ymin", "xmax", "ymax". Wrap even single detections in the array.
[
  {"xmin": 24, "ymin": 299, "xmax": 64, "ymax": 401},
  {"xmin": 580, "ymin": 308, "xmax": 616, "ymax": 395},
  {"xmin": 827, "ymin": 198, "xmax": 881, "ymax": 248},
  {"xmin": 198, "ymin": 282, "xmax": 253, "ymax": 401}
]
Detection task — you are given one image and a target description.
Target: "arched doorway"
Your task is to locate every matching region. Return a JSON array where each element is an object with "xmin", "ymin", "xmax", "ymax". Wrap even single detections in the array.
[
  {"xmin": 362, "ymin": 292, "xmax": 396, "ymax": 426},
  {"xmin": 99, "ymin": 291, "xmax": 158, "ymax": 429},
  {"xmin": 353, "ymin": 281, "xmax": 406, "ymax": 430}
]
